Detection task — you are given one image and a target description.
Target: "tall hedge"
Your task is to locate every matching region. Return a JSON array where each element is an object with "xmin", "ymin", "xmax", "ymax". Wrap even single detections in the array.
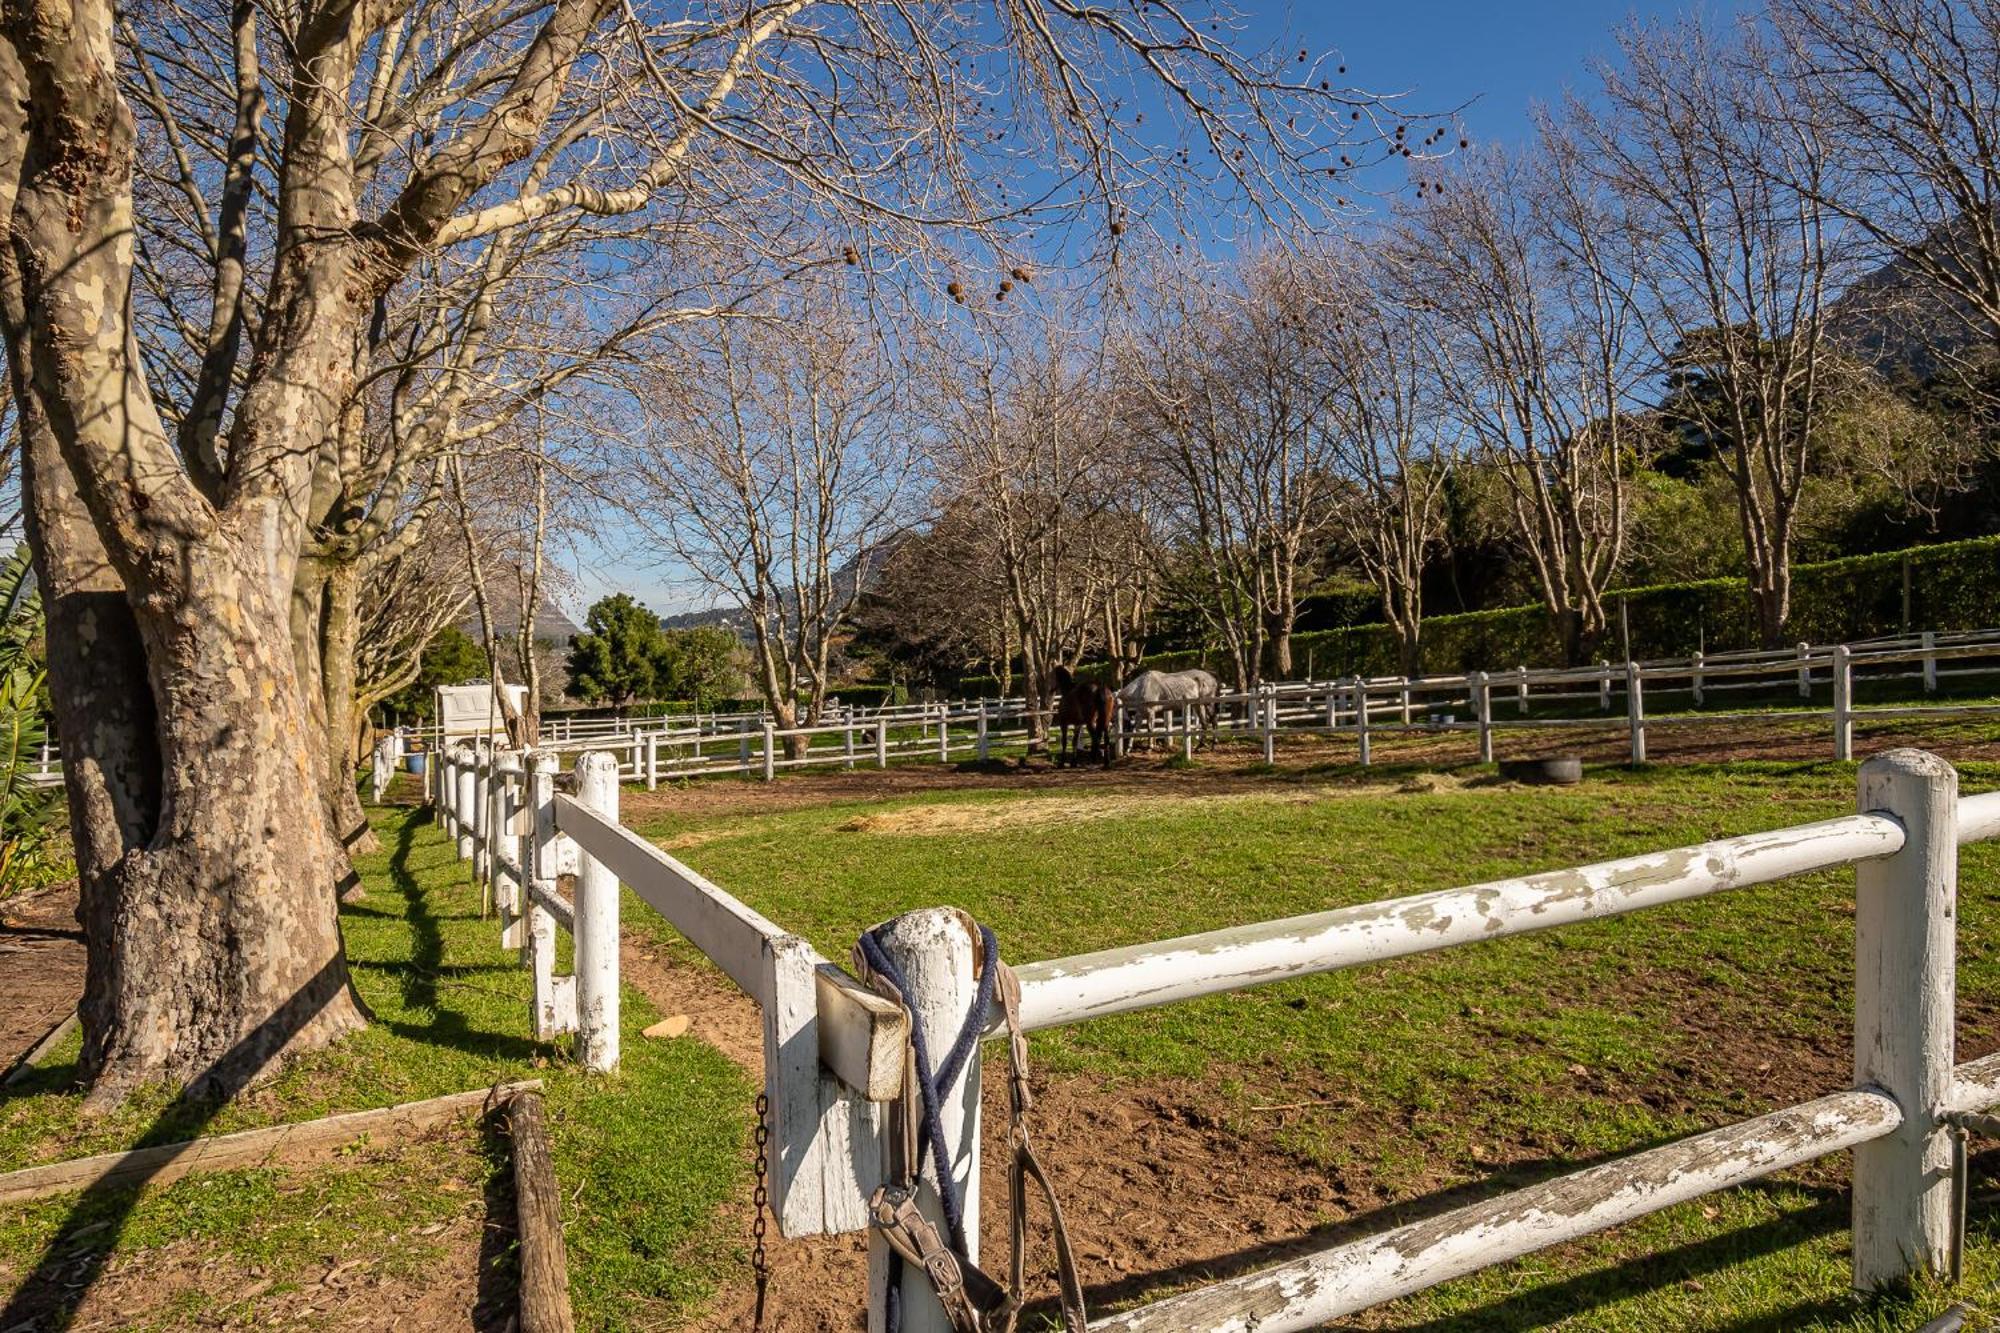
[{"xmin": 1141, "ymin": 536, "xmax": 2000, "ymax": 679}]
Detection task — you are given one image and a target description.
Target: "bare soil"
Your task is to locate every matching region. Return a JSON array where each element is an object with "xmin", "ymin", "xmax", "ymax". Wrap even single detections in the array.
[
  {"xmin": 0, "ymin": 1117, "xmax": 510, "ymax": 1333},
  {"xmin": 0, "ymin": 879, "xmax": 84, "ymax": 1076}
]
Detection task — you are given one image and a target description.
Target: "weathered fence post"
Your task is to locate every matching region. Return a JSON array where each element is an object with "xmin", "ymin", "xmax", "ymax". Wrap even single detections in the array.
[
  {"xmin": 1852, "ymin": 749, "xmax": 1957, "ymax": 1290},
  {"xmin": 525, "ymin": 751, "xmax": 568, "ymax": 1036},
  {"xmin": 762, "ymin": 723, "xmax": 777, "ymax": 782},
  {"xmin": 1798, "ymin": 641, "xmax": 1813, "ymax": 699},
  {"xmin": 1354, "ymin": 677, "xmax": 1371, "ymax": 767},
  {"xmin": 1923, "ymin": 630, "xmax": 1938, "ymax": 694},
  {"xmin": 1399, "ymin": 678, "xmax": 1412, "ymax": 726},
  {"xmin": 1516, "ymin": 666, "xmax": 1529, "ymax": 716},
  {"xmin": 573, "ymin": 750, "xmax": 621, "ymax": 1072},
  {"xmin": 876, "ymin": 718, "xmax": 889, "ymax": 768},
  {"xmin": 739, "ymin": 720, "xmax": 752, "ymax": 769},
  {"xmin": 496, "ymin": 753, "xmax": 526, "ymax": 944},
  {"xmin": 1182, "ymin": 703, "xmax": 1195, "ymax": 762},
  {"xmin": 1833, "ymin": 644, "xmax": 1853, "ymax": 762},
  {"xmin": 1626, "ymin": 662, "xmax": 1647, "ymax": 766},
  {"xmin": 1599, "ymin": 660, "xmax": 1612, "ymax": 712},
  {"xmin": 938, "ymin": 705, "xmax": 950, "ymax": 763},
  {"xmin": 865, "ymin": 909, "xmax": 982, "ymax": 1333},
  {"xmin": 1473, "ymin": 671, "xmax": 1493, "ymax": 764},
  {"xmin": 976, "ymin": 702, "xmax": 989, "ymax": 761},
  {"xmin": 1262, "ymin": 688, "xmax": 1277, "ymax": 764},
  {"xmin": 645, "ymin": 733, "xmax": 659, "ymax": 791},
  {"xmin": 1692, "ymin": 650, "xmax": 1706, "ymax": 706},
  {"xmin": 846, "ymin": 721, "xmax": 858, "ymax": 770},
  {"xmin": 472, "ymin": 746, "xmax": 493, "ymax": 878},
  {"xmin": 455, "ymin": 751, "xmax": 477, "ymax": 862}
]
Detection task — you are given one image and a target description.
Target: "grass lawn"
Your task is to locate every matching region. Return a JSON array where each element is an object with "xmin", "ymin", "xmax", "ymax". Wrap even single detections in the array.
[
  {"xmin": 622, "ymin": 754, "xmax": 2000, "ymax": 1330},
  {"xmin": 0, "ymin": 805, "xmax": 752, "ymax": 1332}
]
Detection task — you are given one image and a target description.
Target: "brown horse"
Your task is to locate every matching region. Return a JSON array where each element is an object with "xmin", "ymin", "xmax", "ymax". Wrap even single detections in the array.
[{"xmin": 1049, "ymin": 664, "xmax": 1118, "ymax": 768}]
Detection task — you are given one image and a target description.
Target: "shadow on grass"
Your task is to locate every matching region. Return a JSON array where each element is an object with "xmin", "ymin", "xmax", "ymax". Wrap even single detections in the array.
[{"xmin": 366, "ymin": 810, "xmax": 539, "ymax": 1063}]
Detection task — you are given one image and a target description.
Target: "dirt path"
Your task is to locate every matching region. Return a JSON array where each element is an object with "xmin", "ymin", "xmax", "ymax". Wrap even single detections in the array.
[{"xmin": 0, "ymin": 879, "xmax": 84, "ymax": 1076}]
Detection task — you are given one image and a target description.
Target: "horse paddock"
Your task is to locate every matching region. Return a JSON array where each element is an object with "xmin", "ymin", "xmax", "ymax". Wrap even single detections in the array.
[{"xmin": 621, "ymin": 728, "xmax": 2000, "ymax": 1331}]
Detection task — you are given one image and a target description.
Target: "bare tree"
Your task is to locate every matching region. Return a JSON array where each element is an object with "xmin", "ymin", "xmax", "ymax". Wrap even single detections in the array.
[
  {"xmin": 1315, "ymin": 244, "xmax": 1461, "ymax": 675},
  {"xmin": 1397, "ymin": 134, "xmax": 1649, "ymax": 662},
  {"xmin": 1772, "ymin": 0, "xmax": 2000, "ymax": 351},
  {"xmin": 1, "ymin": 0, "xmax": 1400, "ymax": 1095},
  {"xmin": 1122, "ymin": 249, "xmax": 1344, "ymax": 685},
  {"xmin": 1581, "ymin": 17, "xmax": 1861, "ymax": 647},
  {"xmin": 629, "ymin": 293, "xmax": 913, "ymax": 750}
]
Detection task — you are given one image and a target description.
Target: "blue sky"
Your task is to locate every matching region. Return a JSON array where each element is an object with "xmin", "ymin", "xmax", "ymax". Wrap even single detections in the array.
[{"xmin": 568, "ymin": 0, "xmax": 1748, "ymax": 621}]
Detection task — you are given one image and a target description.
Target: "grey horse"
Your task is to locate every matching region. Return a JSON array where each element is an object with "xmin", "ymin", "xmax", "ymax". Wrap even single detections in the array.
[{"xmin": 1117, "ymin": 668, "xmax": 1220, "ymax": 747}]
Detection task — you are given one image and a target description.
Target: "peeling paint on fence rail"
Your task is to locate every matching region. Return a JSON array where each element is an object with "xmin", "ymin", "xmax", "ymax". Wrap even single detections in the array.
[
  {"xmin": 1089, "ymin": 1089, "xmax": 1902, "ymax": 1333},
  {"xmin": 1006, "ymin": 814, "xmax": 1907, "ymax": 1033}
]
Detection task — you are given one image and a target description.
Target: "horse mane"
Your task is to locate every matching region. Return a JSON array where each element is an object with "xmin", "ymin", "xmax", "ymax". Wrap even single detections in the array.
[{"xmin": 1050, "ymin": 663, "xmax": 1075, "ymax": 693}]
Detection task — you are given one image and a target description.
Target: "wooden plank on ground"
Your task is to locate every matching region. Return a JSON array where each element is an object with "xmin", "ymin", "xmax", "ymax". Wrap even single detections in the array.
[{"xmin": 0, "ymin": 1080, "xmax": 543, "ymax": 1204}]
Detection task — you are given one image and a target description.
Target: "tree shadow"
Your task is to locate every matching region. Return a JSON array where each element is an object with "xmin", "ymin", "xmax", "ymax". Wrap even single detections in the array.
[
  {"xmin": 473, "ymin": 1102, "xmax": 525, "ymax": 1331},
  {"xmin": 0, "ymin": 952, "xmax": 354, "ymax": 1332}
]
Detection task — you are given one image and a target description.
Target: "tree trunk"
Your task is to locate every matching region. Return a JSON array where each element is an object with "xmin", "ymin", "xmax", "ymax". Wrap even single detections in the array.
[
  {"xmin": 62, "ymin": 520, "xmax": 366, "ymax": 1101},
  {"xmin": 320, "ymin": 560, "xmax": 377, "ymax": 858}
]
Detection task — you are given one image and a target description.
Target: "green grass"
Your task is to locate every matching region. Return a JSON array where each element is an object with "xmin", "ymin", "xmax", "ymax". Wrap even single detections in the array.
[
  {"xmin": 0, "ymin": 806, "xmax": 751, "ymax": 1332},
  {"xmin": 620, "ymin": 755, "xmax": 2000, "ymax": 1329}
]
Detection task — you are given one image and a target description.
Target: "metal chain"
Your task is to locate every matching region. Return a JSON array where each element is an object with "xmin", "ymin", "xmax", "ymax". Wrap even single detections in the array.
[{"xmin": 751, "ymin": 1090, "xmax": 772, "ymax": 1331}]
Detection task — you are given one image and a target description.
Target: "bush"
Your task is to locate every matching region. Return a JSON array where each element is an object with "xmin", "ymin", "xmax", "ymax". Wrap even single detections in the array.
[{"xmin": 1140, "ymin": 535, "xmax": 2000, "ymax": 678}]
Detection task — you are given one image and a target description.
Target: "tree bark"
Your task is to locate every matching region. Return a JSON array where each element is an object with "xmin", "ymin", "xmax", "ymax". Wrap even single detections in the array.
[
  {"xmin": 0, "ymin": 20, "xmax": 364, "ymax": 1101},
  {"xmin": 320, "ymin": 560, "xmax": 377, "ymax": 858}
]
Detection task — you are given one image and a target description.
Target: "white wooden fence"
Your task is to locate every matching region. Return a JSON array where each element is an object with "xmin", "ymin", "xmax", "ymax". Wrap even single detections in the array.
[{"xmin": 424, "ymin": 739, "xmax": 2000, "ymax": 1330}]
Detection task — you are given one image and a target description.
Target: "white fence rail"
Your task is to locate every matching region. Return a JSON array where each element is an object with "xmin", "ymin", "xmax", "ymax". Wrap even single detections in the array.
[{"xmin": 421, "ymin": 737, "xmax": 2000, "ymax": 1329}]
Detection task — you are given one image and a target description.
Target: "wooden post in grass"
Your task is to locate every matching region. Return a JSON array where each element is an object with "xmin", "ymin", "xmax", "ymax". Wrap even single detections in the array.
[
  {"xmin": 472, "ymin": 745, "xmax": 492, "ymax": 878},
  {"xmin": 645, "ymin": 733, "xmax": 658, "ymax": 790},
  {"xmin": 1693, "ymin": 650, "xmax": 1706, "ymax": 706},
  {"xmin": 504, "ymin": 1089, "xmax": 576, "ymax": 1333},
  {"xmin": 1399, "ymin": 678, "xmax": 1412, "ymax": 726},
  {"xmin": 1516, "ymin": 666, "xmax": 1529, "ymax": 715},
  {"xmin": 847, "ymin": 720, "xmax": 859, "ymax": 769},
  {"xmin": 763, "ymin": 723, "xmax": 777, "ymax": 782},
  {"xmin": 1853, "ymin": 749, "xmax": 1957, "ymax": 1291},
  {"xmin": 1262, "ymin": 688, "xmax": 1276, "ymax": 764},
  {"xmin": 1833, "ymin": 644, "xmax": 1853, "ymax": 762},
  {"xmin": 1183, "ymin": 704, "xmax": 1195, "ymax": 762},
  {"xmin": 877, "ymin": 718, "xmax": 889, "ymax": 768},
  {"xmin": 1474, "ymin": 672, "xmax": 1493, "ymax": 764},
  {"xmin": 1798, "ymin": 641, "xmax": 1813, "ymax": 699},
  {"xmin": 976, "ymin": 702, "xmax": 989, "ymax": 761},
  {"xmin": 1626, "ymin": 662, "xmax": 1646, "ymax": 767},
  {"xmin": 1599, "ymin": 661, "xmax": 1612, "ymax": 712},
  {"xmin": 1354, "ymin": 678, "xmax": 1371, "ymax": 768},
  {"xmin": 865, "ymin": 908, "xmax": 981, "ymax": 1333},
  {"xmin": 1923, "ymin": 631, "xmax": 1938, "ymax": 693},
  {"xmin": 573, "ymin": 750, "xmax": 621, "ymax": 1073},
  {"xmin": 938, "ymin": 705, "xmax": 950, "ymax": 762}
]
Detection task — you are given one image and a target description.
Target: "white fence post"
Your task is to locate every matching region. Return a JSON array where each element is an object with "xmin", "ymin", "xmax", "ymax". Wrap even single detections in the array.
[
  {"xmin": 976, "ymin": 702, "xmax": 989, "ymax": 761},
  {"xmin": 496, "ymin": 753, "xmax": 525, "ymax": 946},
  {"xmin": 1516, "ymin": 666, "xmax": 1529, "ymax": 716},
  {"xmin": 645, "ymin": 733, "xmax": 659, "ymax": 791},
  {"xmin": 1399, "ymin": 678, "xmax": 1412, "ymax": 726},
  {"xmin": 846, "ymin": 721, "xmax": 858, "ymax": 770},
  {"xmin": 1798, "ymin": 641, "xmax": 1812, "ymax": 699},
  {"xmin": 1474, "ymin": 671, "xmax": 1493, "ymax": 764},
  {"xmin": 525, "ymin": 751, "xmax": 567, "ymax": 1036},
  {"xmin": 876, "ymin": 719, "xmax": 889, "ymax": 769},
  {"xmin": 455, "ymin": 752, "xmax": 476, "ymax": 862},
  {"xmin": 1626, "ymin": 662, "xmax": 1646, "ymax": 767},
  {"xmin": 762, "ymin": 723, "xmax": 777, "ymax": 782},
  {"xmin": 1692, "ymin": 650, "xmax": 1706, "ymax": 706},
  {"xmin": 1354, "ymin": 678, "xmax": 1370, "ymax": 768},
  {"xmin": 1262, "ymin": 688, "xmax": 1276, "ymax": 764},
  {"xmin": 1598, "ymin": 661, "xmax": 1611, "ymax": 712},
  {"xmin": 1923, "ymin": 630, "xmax": 1938, "ymax": 694},
  {"xmin": 472, "ymin": 746, "xmax": 492, "ymax": 877},
  {"xmin": 1852, "ymin": 749, "xmax": 1957, "ymax": 1290},
  {"xmin": 938, "ymin": 705, "xmax": 950, "ymax": 763},
  {"xmin": 865, "ymin": 909, "xmax": 981, "ymax": 1333},
  {"xmin": 573, "ymin": 750, "xmax": 622, "ymax": 1073},
  {"xmin": 1833, "ymin": 644, "xmax": 1853, "ymax": 762}
]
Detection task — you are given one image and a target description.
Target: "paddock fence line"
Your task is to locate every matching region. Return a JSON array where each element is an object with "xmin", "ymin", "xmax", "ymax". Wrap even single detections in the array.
[{"xmin": 423, "ymin": 738, "xmax": 2000, "ymax": 1330}]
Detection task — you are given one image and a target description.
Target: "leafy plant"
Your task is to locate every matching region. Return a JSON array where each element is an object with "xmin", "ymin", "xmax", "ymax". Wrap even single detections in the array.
[{"xmin": 0, "ymin": 545, "xmax": 63, "ymax": 898}]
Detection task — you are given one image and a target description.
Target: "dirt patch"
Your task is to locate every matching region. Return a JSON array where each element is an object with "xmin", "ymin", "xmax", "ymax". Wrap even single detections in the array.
[
  {"xmin": 0, "ymin": 878, "xmax": 84, "ymax": 1076},
  {"xmin": 0, "ymin": 1119, "xmax": 509, "ymax": 1332}
]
